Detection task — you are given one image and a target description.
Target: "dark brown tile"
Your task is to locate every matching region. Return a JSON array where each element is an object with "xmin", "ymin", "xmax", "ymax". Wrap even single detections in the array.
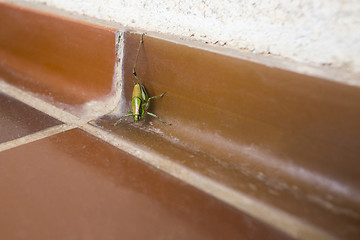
[
  {"xmin": 97, "ymin": 32, "xmax": 360, "ymax": 239},
  {"xmin": 0, "ymin": 92, "xmax": 62, "ymax": 143},
  {"xmin": 0, "ymin": 128, "xmax": 291, "ymax": 240},
  {"xmin": 0, "ymin": 3, "xmax": 117, "ymax": 105}
]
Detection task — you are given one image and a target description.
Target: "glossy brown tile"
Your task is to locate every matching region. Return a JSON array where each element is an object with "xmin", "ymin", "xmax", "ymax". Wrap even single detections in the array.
[
  {"xmin": 0, "ymin": 92, "xmax": 62, "ymax": 143},
  {"xmin": 0, "ymin": 2, "xmax": 117, "ymax": 105},
  {"xmin": 122, "ymin": 33, "xmax": 360, "ymax": 189},
  {"xmin": 96, "ymin": 32, "xmax": 360, "ymax": 239},
  {"xmin": 0, "ymin": 128, "xmax": 291, "ymax": 240}
]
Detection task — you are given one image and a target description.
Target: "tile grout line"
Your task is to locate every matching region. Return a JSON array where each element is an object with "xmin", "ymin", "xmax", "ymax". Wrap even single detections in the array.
[
  {"xmin": 0, "ymin": 124, "xmax": 75, "ymax": 152},
  {"xmin": 0, "ymin": 79, "xmax": 89, "ymax": 152},
  {"xmin": 0, "ymin": 30, "xmax": 124, "ymax": 150},
  {"xmin": 0, "ymin": 80, "xmax": 85, "ymax": 125},
  {"xmin": 81, "ymin": 123, "xmax": 335, "ymax": 240},
  {"xmin": 0, "ymin": 78, "xmax": 334, "ymax": 240}
]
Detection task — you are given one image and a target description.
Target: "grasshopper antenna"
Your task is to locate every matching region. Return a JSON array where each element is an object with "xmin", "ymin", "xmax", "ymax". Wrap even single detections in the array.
[{"xmin": 132, "ymin": 33, "xmax": 144, "ymax": 84}]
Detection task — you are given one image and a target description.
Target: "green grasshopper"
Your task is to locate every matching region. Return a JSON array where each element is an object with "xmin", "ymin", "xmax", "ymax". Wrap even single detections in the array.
[{"xmin": 114, "ymin": 34, "xmax": 168, "ymax": 126}]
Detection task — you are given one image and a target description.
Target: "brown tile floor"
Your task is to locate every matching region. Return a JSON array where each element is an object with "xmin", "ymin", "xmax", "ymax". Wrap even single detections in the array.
[
  {"xmin": 95, "ymin": 115, "xmax": 360, "ymax": 239},
  {"xmin": 0, "ymin": 128, "xmax": 292, "ymax": 240},
  {"xmin": 0, "ymin": 92, "xmax": 62, "ymax": 143},
  {"xmin": 2, "ymin": 4, "xmax": 359, "ymax": 239}
]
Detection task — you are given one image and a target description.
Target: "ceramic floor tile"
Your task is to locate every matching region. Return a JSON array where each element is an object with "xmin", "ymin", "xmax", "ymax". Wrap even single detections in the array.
[
  {"xmin": 0, "ymin": 128, "xmax": 292, "ymax": 240},
  {"xmin": 0, "ymin": 92, "xmax": 62, "ymax": 143},
  {"xmin": 95, "ymin": 116, "xmax": 360, "ymax": 240}
]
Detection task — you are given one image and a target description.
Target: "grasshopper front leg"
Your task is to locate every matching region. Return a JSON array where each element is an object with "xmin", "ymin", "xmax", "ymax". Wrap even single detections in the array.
[
  {"xmin": 148, "ymin": 92, "xmax": 166, "ymax": 101},
  {"xmin": 144, "ymin": 92, "xmax": 166, "ymax": 111}
]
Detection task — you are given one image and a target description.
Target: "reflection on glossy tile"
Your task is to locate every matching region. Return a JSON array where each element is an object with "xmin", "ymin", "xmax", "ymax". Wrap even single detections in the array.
[
  {"xmin": 0, "ymin": 3, "xmax": 117, "ymax": 105},
  {"xmin": 0, "ymin": 129, "xmax": 291, "ymax": 240},
  {"xmin": 0, "ymin": 92, "xmax": 62, "ymax": 143}
]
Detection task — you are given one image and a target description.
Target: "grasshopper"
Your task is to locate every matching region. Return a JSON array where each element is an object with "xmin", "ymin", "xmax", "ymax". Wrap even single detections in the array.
[{"xmin": 114, "ymin": 34, "xmax": 168, "ymax": 126}]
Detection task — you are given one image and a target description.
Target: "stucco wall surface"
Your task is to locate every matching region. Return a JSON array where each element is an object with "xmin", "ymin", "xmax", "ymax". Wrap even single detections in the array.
[{"xmin": 16, "ymin": 0, "xmax": 360, "ymax": 74}]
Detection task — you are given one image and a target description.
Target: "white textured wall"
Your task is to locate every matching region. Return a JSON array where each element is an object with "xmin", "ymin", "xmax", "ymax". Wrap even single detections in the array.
[{"xmin": 21, "ymin": 0, "xmax": 360, "ymax": 74}]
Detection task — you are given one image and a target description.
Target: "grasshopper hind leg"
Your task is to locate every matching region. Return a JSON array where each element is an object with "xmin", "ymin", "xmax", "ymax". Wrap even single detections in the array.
[
  {"xmin": 114, "ymin": 112, "xmax": 134, "ymax": 126},
  {"xmin": 146, "ymin": 112, "xmax": 168, "ymax": 125}
]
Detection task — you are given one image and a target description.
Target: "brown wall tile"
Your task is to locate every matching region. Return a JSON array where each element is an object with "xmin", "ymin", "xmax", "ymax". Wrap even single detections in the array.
[
  {"xmin": 122, "ymin": 32, "xmax": 360, "ymax": 193},
  {"xmin": 0, "ymin": 3, "xmax": 117, "ymax": 105},
  {"xmin": 107, "ymin": 31, "xmax": 360, "ymax": 239}
]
